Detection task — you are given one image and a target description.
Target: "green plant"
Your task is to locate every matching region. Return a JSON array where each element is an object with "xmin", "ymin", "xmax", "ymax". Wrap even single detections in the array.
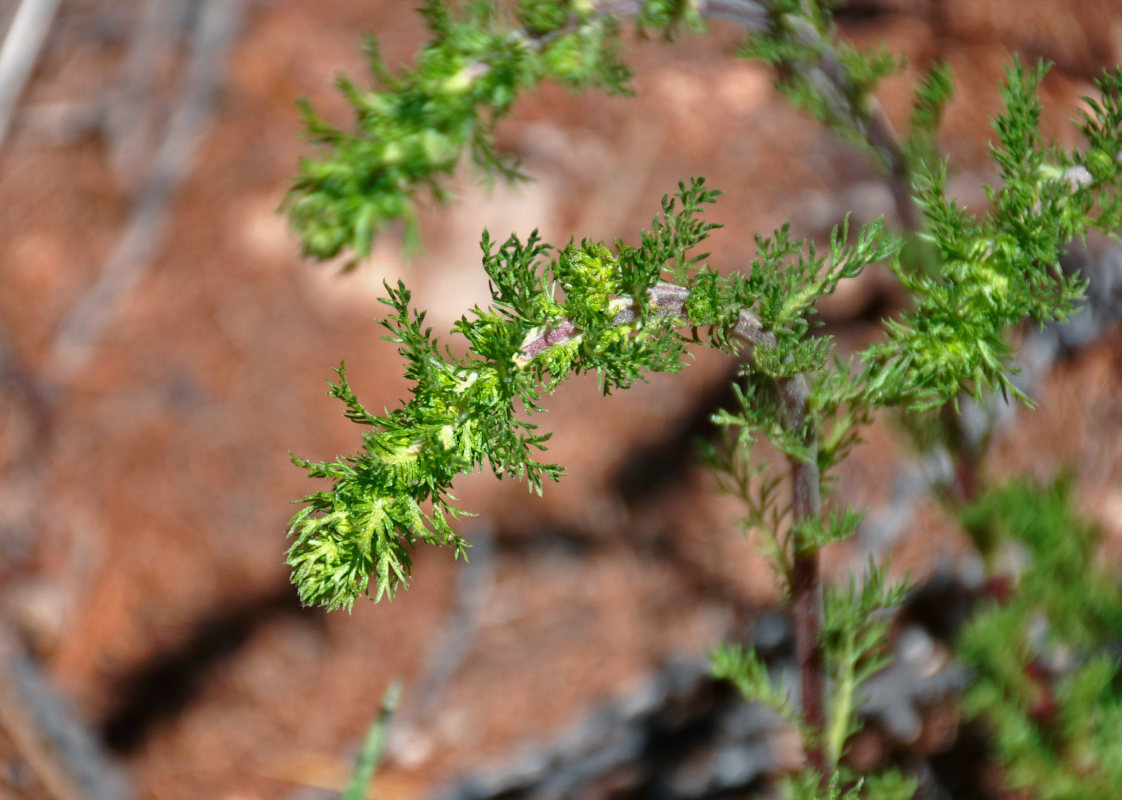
[
  {"xmin": 283, "ymin": 2, "xmax": 1122, "ymax": 796},
  {"xmin": 341, "ymin": 681, "xmax": 401, "ymax": 800},
  {"xmin": 958, "ymin": 477, "xmax": 1122, "ymax": 800}
]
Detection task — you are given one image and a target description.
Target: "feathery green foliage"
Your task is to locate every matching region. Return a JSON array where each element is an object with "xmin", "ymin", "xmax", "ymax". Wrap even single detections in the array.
[
  {"xmin": 289, "ymin": 178, "xmax": 726, "ymax": 609},
  {"xmin": 284, "ymin": 0, "xmax": 700, "ymax": 263}
]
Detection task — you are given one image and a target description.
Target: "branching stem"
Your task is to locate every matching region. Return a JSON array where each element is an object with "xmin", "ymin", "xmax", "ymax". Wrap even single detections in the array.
[
  {"xmin": 780, "ymin": 373, "xmax": 827, "ymax": 775},
  {"xmin": 517, "ymin": 279, "xmax": 827, "ymax": 771}
]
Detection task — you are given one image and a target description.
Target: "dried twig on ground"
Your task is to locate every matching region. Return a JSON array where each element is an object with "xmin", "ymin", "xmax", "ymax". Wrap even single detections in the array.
[
  {"xmin": 0, "ymin": 0, "xmax": 63, "ymax": 151},
  {"xmin": 46, "ymin": 0, "xmax": 245, "ymax": 383},
  {"xmin": 388, "ymin": 526, "xmax": 496, "ymax": 766},
  {"xmin": 0, "ymin": 321, "xmax": 51, "ymax": 468},
  {"xmin": 0, "ymin": 623, "xmax": 133, "ymax": 800},
  {"xmin": 104, "ymin": 0, "xmax": 193, "ymax": 183}
]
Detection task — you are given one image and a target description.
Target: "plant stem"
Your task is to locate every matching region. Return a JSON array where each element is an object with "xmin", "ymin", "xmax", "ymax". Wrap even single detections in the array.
[
  {"xmin": 520, "ymin": 282, "xmax": 829, "ymax": 773},
  {"xmin": 584, "ymin": 1, "xmax": 918, "ymax": 231},
  {"xmin": 696, "ymin": 0, "xmax": 769, "ymax": 29},
  {"xmin": 341, "ymin": 681, "xmax": 402, "ymax": 800},
  {"xmin": 779, "ymin": 12, "xmax": 916, "ymax": 230},
  {"xmin": 779, "ymin": 373, "xmax": 827, "ymax": 776}
]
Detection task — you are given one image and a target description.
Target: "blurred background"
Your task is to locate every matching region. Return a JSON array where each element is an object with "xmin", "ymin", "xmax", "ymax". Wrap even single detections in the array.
[{"xmin": 1, "ymin": 1, "xmax": 1121, "ymax": 798}]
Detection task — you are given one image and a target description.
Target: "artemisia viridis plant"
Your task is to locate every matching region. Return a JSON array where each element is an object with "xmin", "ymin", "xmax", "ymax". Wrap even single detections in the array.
[{"xmin": 282, "ymin": 2, "xmax": 1122, "ymax": 797}]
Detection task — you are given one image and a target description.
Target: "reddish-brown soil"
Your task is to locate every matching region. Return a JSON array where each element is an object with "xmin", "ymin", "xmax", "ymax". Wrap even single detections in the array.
[{"xmin": 1, "ymin": 2, "xmax": 1120, "ymax": 798}]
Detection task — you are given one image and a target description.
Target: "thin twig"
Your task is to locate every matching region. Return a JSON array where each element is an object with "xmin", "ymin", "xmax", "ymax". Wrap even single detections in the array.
[
  {"xmin": 0, "ymin": 623, "xmax": 133, "ymax": 800},
  {"xmin": 46, "ymin": 0, "xmax": 245, "ymax": 383},
  {"xmin": 392, "ymin": 525, "xmax": 495, "ymax": 741},
  {"xmin": 0, "ymin": 320, "xmax": 52, "ymax": 466},
  {"xmin": 778, "ymin": 373, "xmax": 826, "ymax": 775},
  {"xmin": 779, "ymin": 12, "xmax": 916, "ymax": 231},
  {"xmin": 697, "ymin": 0, "xmax": 768, "ymax": 30},
  {"xmin": 616, "ymin": 0, "xmax": 915, "ymax": 228},
  {"xmin": 0, "ymin": 0, "xmax": 63, "ymax": 152},
  {"xmin": 105, "ymin": 0, "xmax": 192, "ymax": 183}
]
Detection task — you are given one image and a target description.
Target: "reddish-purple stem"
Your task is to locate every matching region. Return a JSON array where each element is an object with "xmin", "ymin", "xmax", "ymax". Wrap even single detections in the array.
[
  {"xmin": 519, "ymin": 283, "xmax": 827, "ymax": 772},
  {"xmin": 779, "ymin": 374, "xmax": 827, "ymax": 776}
]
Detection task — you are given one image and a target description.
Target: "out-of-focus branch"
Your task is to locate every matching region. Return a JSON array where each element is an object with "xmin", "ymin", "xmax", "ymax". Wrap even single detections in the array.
[
  {"xmin": 586, "ymin": 1, "xmax": 916, "ymax": 228},
  {"xmin": 697, "ymin": 0, "xmax": 768, "ymax": 30},
  {"xmin": 0, "ymin": 0, "xmax": 62, "ymax": 152},
  {"xmin": 780, "ymin": 13, "xmax": 916, "ymax": 230},
  {"xmin": 46, "ymin": 0, "xmax": 245, "ymax": 383},
  {"xmin": 105, "ymin": 0, "xmax": 193, "ymax": 182}
]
